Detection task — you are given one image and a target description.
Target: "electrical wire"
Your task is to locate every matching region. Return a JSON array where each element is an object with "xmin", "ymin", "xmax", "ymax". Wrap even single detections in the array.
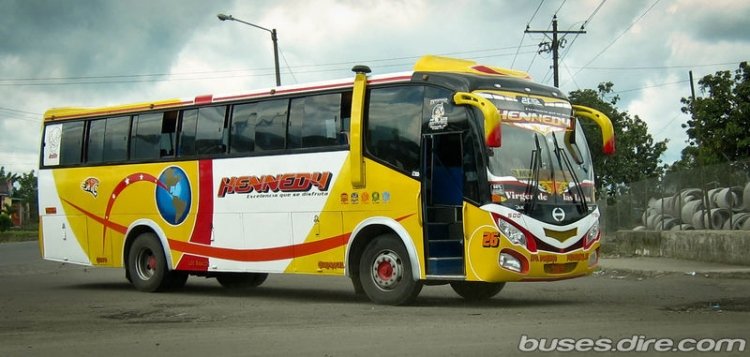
[
  {"xmin": 567, "ymin": 0, "xmax": 662, "ymax": 83},
  {"xmin": 512, "ymin": 0, "xmax": 546, "ymax": 68}
]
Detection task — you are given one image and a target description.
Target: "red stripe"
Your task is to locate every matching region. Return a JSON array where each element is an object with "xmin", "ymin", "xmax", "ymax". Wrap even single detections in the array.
[
  {"xmin": 190, "ymin": 160, "xmax": 214, "ymax": 245},
  {"xmin": 62, "ymin": 199, "xmax": 128, "ymax": 234},
  {"xmin": 169, "ymin": 232, "xmax": 351, "ymax": 262},
  {"xmin": 170, "ymin": 213, "xmax": 415, "ymax": 262}
]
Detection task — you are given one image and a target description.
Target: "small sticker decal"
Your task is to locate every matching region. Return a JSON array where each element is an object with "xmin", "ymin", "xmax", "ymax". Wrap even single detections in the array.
[
  {"xmin": 429, "ymin": 98, "xmax": 448, "ymax": 130},
  {"xmin": 81, "ymin": 177, "xmax": 100, "ymax": 198}
]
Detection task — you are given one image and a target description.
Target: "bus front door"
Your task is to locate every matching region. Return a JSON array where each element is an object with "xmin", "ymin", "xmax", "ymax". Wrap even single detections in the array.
[{"xmin": 421, "ymin": 132, "xmax": 465, "ymax": 277}]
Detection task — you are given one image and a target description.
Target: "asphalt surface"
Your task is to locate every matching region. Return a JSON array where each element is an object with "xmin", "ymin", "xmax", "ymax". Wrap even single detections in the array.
[{"xmin": 1, "ymin": 241, "xmax": 748, "ymax": 356}]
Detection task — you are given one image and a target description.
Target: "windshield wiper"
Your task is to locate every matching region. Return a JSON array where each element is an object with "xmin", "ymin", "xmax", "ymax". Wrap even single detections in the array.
[
  {"xmin": 523, "ymin": 133, "xmax": 542, "ymax": 213},
  {"xmin": 552, "ymin": 134, "xmax": 588, "ymax": 213}
]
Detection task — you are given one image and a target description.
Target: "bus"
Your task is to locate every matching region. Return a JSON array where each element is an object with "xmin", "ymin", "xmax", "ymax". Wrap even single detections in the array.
[{"xmin": 38, "ymin": 55, "xmax": 615, "ymax": 305}]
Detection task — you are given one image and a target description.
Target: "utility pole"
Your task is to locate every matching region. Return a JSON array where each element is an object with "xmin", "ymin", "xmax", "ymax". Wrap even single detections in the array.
[{"xmin": 525, "ymin": 15, "xmax": 586, "ymax": 88}]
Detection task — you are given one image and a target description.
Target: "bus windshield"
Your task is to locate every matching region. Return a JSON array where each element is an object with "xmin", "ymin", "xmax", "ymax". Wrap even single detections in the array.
[{"xmin": 479, "ymin": 91, "xmax": 595, "ymax": 225}]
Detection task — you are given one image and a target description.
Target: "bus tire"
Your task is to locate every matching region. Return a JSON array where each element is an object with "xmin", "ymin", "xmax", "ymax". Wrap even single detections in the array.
[
  {"xmin": 126, "ymin": 232, "xmax": 185, "ymax": 292},
  {"xmin": 216, "ymin": 272, "xmax": 268, "ymax": 289},
  {"xmin": 450, "ymin": 281, "xmax": 505, "ymax": 301},
  {"xmin": 359, "ymin": 234, "xmax": 422, "ymax": 305}
]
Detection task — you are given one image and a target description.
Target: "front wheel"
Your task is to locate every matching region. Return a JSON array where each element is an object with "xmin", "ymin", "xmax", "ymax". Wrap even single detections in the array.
[
  {"xmin": 126, "ymin": 232, "xmax": 186, "ymax": 292},
  {"xmin": 450, "ymin": 281, "xmax": 505, "ymax": 301},
  {"xmin": 359, "ymin": 235, "xmax": 422, "ymax": 305},
  {"xmin": 216, "ymin": 272, "xmax": 268, "ymax": 289}
]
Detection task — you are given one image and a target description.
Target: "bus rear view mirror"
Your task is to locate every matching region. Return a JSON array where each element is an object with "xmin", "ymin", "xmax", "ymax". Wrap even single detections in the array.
[
  {"xmin": 572, "ymin": 105, "xmax": 615, "ymax": 155},
  {"xmin": 453, "ymin": 92, "xmax": 501, "ymax": 148}
]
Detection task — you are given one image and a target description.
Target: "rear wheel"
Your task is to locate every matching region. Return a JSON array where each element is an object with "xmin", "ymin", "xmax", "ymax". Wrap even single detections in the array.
[
  {"xmin": 450, "ymin": 281, "xmax": 505, "ymax": 301},
  {"xmin": 216, "ymin": 272, "xmax": 268, "ymax": 289},
  {"xmin": 359, "ymin": 235, "xmax": 422, "ymax": 305},
  {"xmin": 126, "ymin": 232, "xmax": 186, "ymax": 292}
]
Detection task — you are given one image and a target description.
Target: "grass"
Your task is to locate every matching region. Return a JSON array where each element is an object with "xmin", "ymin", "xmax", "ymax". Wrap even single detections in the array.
[{"xmin": 0, "ymin": 224, "xmax": 38, "ymax": 243}]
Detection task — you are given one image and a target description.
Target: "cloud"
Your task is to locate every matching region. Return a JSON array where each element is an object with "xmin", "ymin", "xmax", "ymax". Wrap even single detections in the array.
[{"xmin": 1, "ymin": 0, "xmax": 749, "ymax": 174}]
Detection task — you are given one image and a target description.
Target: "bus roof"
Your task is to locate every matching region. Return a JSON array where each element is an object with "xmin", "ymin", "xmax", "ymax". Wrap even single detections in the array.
[{"xmin": 43, "ymin": 55, "xmax": 531, "ymax": 122}]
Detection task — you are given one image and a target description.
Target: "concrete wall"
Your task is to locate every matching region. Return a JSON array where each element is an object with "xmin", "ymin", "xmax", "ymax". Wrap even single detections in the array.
[{"xmin": 607, "ymin": 231, "xmax": 750, "ymax": 266}]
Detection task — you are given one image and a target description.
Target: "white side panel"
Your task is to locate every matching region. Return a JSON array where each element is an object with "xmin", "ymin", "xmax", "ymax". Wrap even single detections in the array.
[
  {"xmin": 38, "ymin": 169, "xmax": 91, "ymax": 265},
  {"xmin": 208, "ymin": 151, "xmax": 347, "ymax": 270},
  {"xmin": 208, "ymin": 213, "xmax": 246, "ymax": 271},
  {"xmin": 42, "ymin": 215, "xmax": 91, "ymax": 265}
]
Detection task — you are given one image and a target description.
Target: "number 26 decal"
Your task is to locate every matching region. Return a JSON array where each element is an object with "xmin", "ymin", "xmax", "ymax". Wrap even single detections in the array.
[{"xmin": 482, "ymin": 232, "xmax": 500, "ymax": 248}]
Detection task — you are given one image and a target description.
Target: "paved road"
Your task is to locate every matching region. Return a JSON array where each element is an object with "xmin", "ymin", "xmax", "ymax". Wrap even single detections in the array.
[{"xmin": 1, "ymin": 241, "xmax": 748, "ymax": 356}]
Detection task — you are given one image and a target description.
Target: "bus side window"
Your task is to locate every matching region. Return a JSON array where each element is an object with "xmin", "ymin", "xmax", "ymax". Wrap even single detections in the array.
[
  {"xmin": 180, "ymin": 106, "xmax": 227, "ymax": 157},
  {"xmin": 131, "ymin": 113, "xmax": 163, "ymax": 161},
  {"xmin": 339, "ymin": 91, "xmax": 352, "ymax": 145},
  {"xmin": 365, "ymin": 86, "xmax": 423, "ymax": 173},
  {"xmin": 159, "ymin": 111, "xmax": 178, "ymax": 158},
  {"xmin": 288, "ymin": 93, "xmax": 344, "ymax": 149},
  {"xmin": 230, "ymin": 102, "xmax": 257, "ymax": 154},
  {"xmin": 254, "ymin": 99, "xmax": 288, "ymax": 152},
  {"xmin": 59, "ymin": 121, "xmax": 85, "ymax": 166},
  {"xmin": 86, "ymin": 116, "xmax": 130, "ymax": 164}
]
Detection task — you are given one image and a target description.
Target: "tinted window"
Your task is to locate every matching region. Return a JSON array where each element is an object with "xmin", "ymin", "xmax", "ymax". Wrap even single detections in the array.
[
  {"xmin": 196, "ymin": 106, "xmax": 227, "ymax": 155},
  {"xmin": 254, "ymin": 99, "xmax": 288, "ymax": 151},
  {"xmin": 60, "ymin": 121, "xmax": 85, "ymax": 165},
  {"xmin": 130, "ymin": 113, "xmax": 162, "ymax": 160},
  {"xmin": 180, "ymin": 109, "xmax": 198, "ymax": 156},
  {"xmin": 366, "ymin": 86, "xmax": 424, "ymax": 173},
  {"xmin": 103, "ymin": 117, "xmax": 130, "ymax": 162},
  {"xmin": 289, "ymin": 93, "xmax": 344, "ymax": 149},
  {"xmin": 87, "ymin": 116, "xmax": 130, "ymax": 164},
  {"xmin": 230, "ymin": 103, "xmax": 257, "ymax": 154},
  {"xmin": 87, "ymin": 119, "xmax": 106, "ymax": 163},
  {"xmin": 159, "ymin": 111, "xmax": 178, "ymax": 157}
]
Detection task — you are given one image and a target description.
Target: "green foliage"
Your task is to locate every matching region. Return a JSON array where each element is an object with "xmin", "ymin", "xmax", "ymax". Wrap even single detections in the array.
[
  {"xmin": 569, "ymin": 82, "xmax": 668, "ymax": 199},
  {"xmin": 677, "ymin": 62, "xmax": 750, "ymax": 167},
  {"xmin": 0, "ymin": 214, "xmax": 11, "ymax": 233},
  {"xmin": 0, "ymin": 166, "xmax": 38, "ymax": 225}
]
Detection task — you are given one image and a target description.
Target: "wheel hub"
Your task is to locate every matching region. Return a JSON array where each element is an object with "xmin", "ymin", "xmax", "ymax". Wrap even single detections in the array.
[
  {"xmin": 371, "ymin": 250, "xmax": 402, "ymax": 290},
  {"xmin": 135, "ymin": 249, "xmax": 156, "ymax": 281}
]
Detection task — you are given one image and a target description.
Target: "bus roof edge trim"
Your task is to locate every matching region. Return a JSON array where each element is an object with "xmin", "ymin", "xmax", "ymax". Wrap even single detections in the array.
[{"xmin": 414, "ymin": 55, "xmax": 532, "ymax": 80}]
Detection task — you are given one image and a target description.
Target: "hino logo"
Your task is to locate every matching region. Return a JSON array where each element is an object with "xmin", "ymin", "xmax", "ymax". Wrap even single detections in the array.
[{"xmin": 552, "ymin": 207, "xmax": 566, "ymax": 222}]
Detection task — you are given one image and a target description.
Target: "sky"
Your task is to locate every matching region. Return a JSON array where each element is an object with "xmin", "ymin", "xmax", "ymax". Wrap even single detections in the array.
[{"xmin": 1, "ymin": 0, "xmax": 748, "ymax": 175}]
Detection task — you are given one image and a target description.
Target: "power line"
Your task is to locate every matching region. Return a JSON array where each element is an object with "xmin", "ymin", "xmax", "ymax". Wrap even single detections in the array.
[
  {"xmin": 0, "ymin": 46, "xmax": 534, "ymax": 85},
  {"xmin": 559, "ymin": 0, "xmax": 607, "ymax": 62},
  {"xmin": 611, "ymin": 79, "xmax": 689, "ymax": 94},
  {"xmin": 526, "ymin": 15, "xmax": 586, "ymax": 87},
  {"xmin": 0, "ymin": 107, "xmax": 42, "ymax": 116},
  {"xmin": 567, "ymin": 61, "xmax": 743, "ymax": 71},
  {"xmin": 554, "ymin": 0, "xmax": 567, "ymax": 15},
  {"xmin": 567, "ymin": 0, "xmax": 662, "ymax": 83},
  {"xmin": 0, "ymin": 48, "xmax": 539, "ymax": 87},
  {"xmin": 512, "ymin": 0, "xmax": 546, "ymax": 68}
]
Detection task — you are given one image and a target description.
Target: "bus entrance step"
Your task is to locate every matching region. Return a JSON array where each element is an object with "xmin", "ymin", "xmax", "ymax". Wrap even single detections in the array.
[
  {"xmin": 427, "ymin": 240, "xmax": 463, "ymax": 258},
  {"xmin": 426, "ymin": 206, "xmax": 462, "ymax": 222},
  {"xmin": 426, "ymin": 223, "xmax": 463, "ymax": 241},
  {"xmin": 427, "ymin": 257, "xmax": 464, "ymax": 276}
]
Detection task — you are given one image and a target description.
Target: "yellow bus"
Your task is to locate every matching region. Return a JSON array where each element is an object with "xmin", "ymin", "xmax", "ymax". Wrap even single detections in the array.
[{"xmin": 38, "ymin": 55, "xmax": 615, "ymax": 305}]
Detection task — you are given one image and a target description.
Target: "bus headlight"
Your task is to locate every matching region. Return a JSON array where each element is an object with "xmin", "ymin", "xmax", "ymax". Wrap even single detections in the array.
[
  {"xmin": 500, "ymin": 252, "xmax": 522, "ymax": 272},
  {"xmin": 497, "ymin": 218, "xmax": 527, "ymax": 247},
  {"xmin": 585, "ymin": 221, "xmax": 600, "ymax": 247}
]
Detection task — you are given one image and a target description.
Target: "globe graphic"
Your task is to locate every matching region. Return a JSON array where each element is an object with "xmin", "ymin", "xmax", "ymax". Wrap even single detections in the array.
[{"xmin": 155, "ymin": 167, "xmax": 191, "ymax": 225}]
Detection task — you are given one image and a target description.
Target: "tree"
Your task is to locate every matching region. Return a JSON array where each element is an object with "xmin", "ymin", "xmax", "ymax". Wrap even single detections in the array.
[
  {"xmin": 677, "ymin": 62, "xmax": 750, "ymax": 167},
  {"xmin": 15, "ymin": 171, "xmax": 38, "ymax": 224},
  {"xmin": 0, "ymin": 166, "xmax": 19, "ymax": 192},
  {"xmin": 569, "ymin": 82, "xmax": 668, "ymax": 199}
]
